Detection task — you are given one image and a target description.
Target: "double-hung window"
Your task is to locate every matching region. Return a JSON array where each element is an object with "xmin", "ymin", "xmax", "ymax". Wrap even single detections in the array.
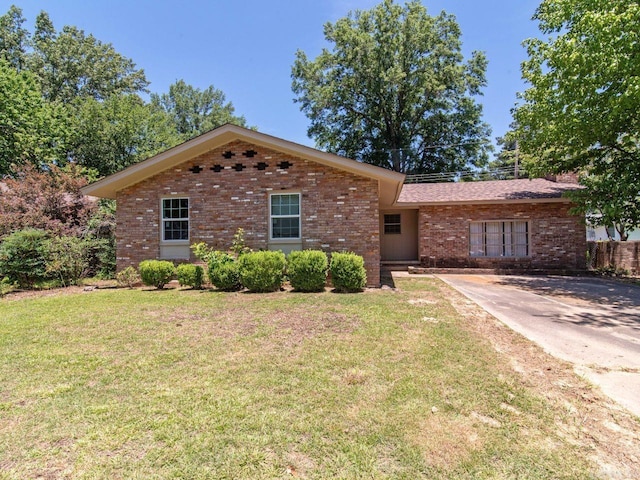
[
  {"xmin": 470, "ymin": 221, "xmax": 529, "ymax": 257},
  {"xmin": 270, "ymin": 193, "xmax": 300, "ymax": 239},
  {"xmin": 162, "ymin": 198, "xmax": 189, "ymax": 241}
]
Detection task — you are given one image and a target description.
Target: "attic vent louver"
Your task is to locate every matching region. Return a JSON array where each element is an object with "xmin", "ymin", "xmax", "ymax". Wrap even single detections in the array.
[{"xmin": 222, "ymin": 151, "xmax": 235, "ymax": 159}]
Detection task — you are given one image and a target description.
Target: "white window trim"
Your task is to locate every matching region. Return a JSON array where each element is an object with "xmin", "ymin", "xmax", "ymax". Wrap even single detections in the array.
[
  {"xmin": 269, "ymin": 192, "xmax": 301, "ymax": 242},
  {"xmin": 160, "ymin": 197, "xmax": 190, "ymax": 244},
  {"xmin": 469, "ymin": 220, "xmax": 530, "ymax": 258}
]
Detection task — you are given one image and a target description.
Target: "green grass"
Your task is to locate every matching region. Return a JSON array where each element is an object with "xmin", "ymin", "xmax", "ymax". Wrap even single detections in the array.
[{"xmin": 0, "ymin": 278, "xmax": 598, "ymax": 479}]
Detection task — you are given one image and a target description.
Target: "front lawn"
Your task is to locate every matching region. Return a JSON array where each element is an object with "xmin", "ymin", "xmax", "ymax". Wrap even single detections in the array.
[{"xmin": 0, "ymin": 278, "xmax": 625, "ymax": 478}]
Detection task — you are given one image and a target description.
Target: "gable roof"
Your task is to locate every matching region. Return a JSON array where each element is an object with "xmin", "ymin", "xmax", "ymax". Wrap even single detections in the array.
[
  {"xmin": 396, "ymin": 178, "xmax": 580, "ymax": 205},
  {"xmin": 81, "ymin": 124, "xmax": 405, "ymax": 205}
]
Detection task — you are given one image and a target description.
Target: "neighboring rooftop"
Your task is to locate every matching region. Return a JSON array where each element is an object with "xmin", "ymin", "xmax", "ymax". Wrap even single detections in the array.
[{"xmin": 396, "ymin": 178, "xmax": 581, "ymax": 204}]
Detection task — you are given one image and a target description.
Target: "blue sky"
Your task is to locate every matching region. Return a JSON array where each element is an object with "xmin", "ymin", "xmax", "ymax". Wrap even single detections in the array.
[{"xmin": 9, "ymin": 0, "xmax": 542, "ymax": 150}]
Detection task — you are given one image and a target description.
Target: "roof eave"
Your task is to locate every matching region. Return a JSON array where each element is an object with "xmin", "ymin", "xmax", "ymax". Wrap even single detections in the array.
[
  {"xmin": 81, "ymin": 124, "xmax": 405, "ymax": 199},
  {"xmin": 394, "ymin": 196, "xmax": 573, "ymax": 207}
]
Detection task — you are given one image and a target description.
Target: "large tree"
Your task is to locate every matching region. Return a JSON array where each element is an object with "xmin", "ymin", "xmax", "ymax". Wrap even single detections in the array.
[
  {"xmin": 69, "ymin": 94, "xmax": 180, "ymax": 177},
  {"xmin": 151, "ymin": 79, "xmax": 247, "ymax": 141},
  {"xmin": 291, "ymin": 0, "xmax": 491, "ymax": 174},
  {"xmin": 28, "ymin": 11, "xmax": 149, "ymax": 103},
  {"xmin": 515, "ymin": 0, "xmax": 640, "ymax": 240},
  {"xmin": 0, "ymin": 5, "xmax": 28, "ymax": 70},
  {"xmin": 0, "ymin": 60, "xmax": 66, "ymax": 175}
]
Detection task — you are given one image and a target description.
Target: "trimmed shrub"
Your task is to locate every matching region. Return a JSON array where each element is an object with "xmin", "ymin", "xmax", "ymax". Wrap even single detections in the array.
[
  {"xmin": 330, "ymin": 252, "xmax": 367, "ymax": 292},
  {"xmin": 176, "ymin": 263, "xmax": 204, "ymax": 289},
  {"xmin": 287, "ymin": 250, "xmax": 328, "ymax": 292},
  {"xmin": 238, "ymin": 250, "xmax": 286, "ymax": 293},
  {"xmin": 0, "ymin": 229, "xmax": 50, "ymax": 288},
  {"xmin": 138, "ymin": 260, "xmax": 175, "ymax": 289},
  {"xmin": 116, "ymin": 266, "xmax": 140, "ymax": 288},
  {"xmin": 45, "ymin": 236, "xmax": 89, "ymax": 286},
  {"xmin": 205, "ymin": 251, "xmax": 241, "ymax": 291},
  {"xmin": 210, "ymin": 261, "xmax": 242, "ymax": 291}
]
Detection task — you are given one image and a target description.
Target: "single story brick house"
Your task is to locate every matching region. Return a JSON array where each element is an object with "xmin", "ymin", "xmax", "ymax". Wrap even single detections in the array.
[{"xmin": 82, "ymin": 124, "xmax": 586, "ymax": 286}]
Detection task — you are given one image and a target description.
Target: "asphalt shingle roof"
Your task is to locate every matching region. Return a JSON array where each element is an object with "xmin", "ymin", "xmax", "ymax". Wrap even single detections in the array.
[{"xmin": 397, "ymin": 178, "xmax": 580, "ymax": 204}]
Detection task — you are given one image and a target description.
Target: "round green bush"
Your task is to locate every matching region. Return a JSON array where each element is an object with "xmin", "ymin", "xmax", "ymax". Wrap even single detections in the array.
[
  {"xmin": 210, "ymin": 261, "xmax": 242, "ymax": 291},
  {"xmin": 287, "ymin": 250, "xmax": 328, "ymax": 292},
  {"xmin": 330, "ymin": 252, "xmax": 367, "ymax": 292},
  {"xmin": 176, "ymin": 263, "xmax": 204, "ymax": 289},
  {"xmin": 206, "ymin": 251, "xmax": 242, "ymax": 291},
  {"xmin": 0, "ymin": 229, "xmax": 50, "ymax": 288},
  {"xmin": 138, "ymin": 260, "xmax": 176, "ymax": 289},
  {"xmin": 238, "ymin": 250, "xmax": 286, "ymax": 292}
]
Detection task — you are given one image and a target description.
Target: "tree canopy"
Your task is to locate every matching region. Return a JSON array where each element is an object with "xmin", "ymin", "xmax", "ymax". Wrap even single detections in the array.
[
  {"xmin": 292, "ymin": 0, "xmax": 491, "ymax": 174},
  {"xmin": 0, "ymin": 5, "xmax": 248, "ymax": 178},
  {"xmin": 151, "ymin": 79, "xmax": 247, "ymax": 141},
  {"xmin": 515, "ymin": 0, "xmax": 640, "ymax": 239}
]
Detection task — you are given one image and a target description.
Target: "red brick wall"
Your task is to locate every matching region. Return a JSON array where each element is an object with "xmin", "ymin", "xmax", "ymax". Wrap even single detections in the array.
[
  {"xmin": 418, "ymin": 203, "xmax": 587, "ymax": 270},
  {"xmin": 115, "ymin": 140, "xmax": 381, "ymax": 286}
]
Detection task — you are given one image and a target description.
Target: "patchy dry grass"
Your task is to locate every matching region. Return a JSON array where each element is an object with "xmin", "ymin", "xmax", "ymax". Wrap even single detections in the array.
[{"xmin": 0, "ymin": 278, "xmax": 632, "ymax": 478}]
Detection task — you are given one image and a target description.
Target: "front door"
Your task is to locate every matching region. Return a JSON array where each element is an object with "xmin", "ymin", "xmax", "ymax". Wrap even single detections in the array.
[{"xmin": 380, "ymin": 210, "xmax": 419, "ymax": 261}]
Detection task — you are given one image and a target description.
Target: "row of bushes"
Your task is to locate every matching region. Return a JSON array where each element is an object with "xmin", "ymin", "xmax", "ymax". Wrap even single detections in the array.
[
  {"xmin": 128, "ymin": 250, "xmax": 367, "ymax": 293},
  {"xmin": 0, "ymin": 229, "xmax": 115, "ymax": 289}
]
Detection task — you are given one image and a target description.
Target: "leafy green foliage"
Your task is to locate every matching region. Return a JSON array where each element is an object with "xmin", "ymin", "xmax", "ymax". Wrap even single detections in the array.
[
  {"xmin": 0, "ymin": 6, "xmax": 246, "ymax": 179},
  {"xmin": 330, "ymin": 252, "xmax": 367, "ymax": 292},
  {"xmin": 176, "ymin": 263, "xmax": 204, "ymax": 289},
  {"xmin": 45, "ymin": 235, "xmax": 88, "ymax": 286},
  {"xmin": 151, "ymin": 79, "xmax": 247, "ymax": 140},
  {"xmin": 210, "ymin": 261, "xmax": 242, "ymax": 292},
  {"xmin": 138, "ymin": 260, "xmax": 175, "ymax": 289},
  {"xmin": 514, "ymin": 0, "xmax": 640, "ymax": 239},
  {"xmin": 28, "ymin": 11, "xmax": 149, "ymax": 103},
  {"xmin": 207, "ymin": 251, "xmax": 242, "ymax": 291},
  {"xmin": 68, "ymin": 94, "xmax": 180, "ymax": 176},
  {"xmin": 238, "ymin": 251, "xmax": 286, "ymax": 293},
  {"xmin": 230, "ymin": 227, "xmax": 252, "ymax": 257},
  {"xmin": 292, "ymin": 0, "xmax": 491, "ymax": 174},
  {"xmin": 116, "ymin": 266, "xmax": 140, "ymax": 288},
  {"xmin": 287, "ymin": 250, "xmax": 328, "ymax": 292},
  {"xmin": 0, "ymin": 60, "xmax": 66, "ymax": 175},
  {"xmin": 0, "ymin": 5, "xmax": 28, "ymax": 70},
  {"xmin": 0, "ymin": 229, "xmax": 50, "ymax": 288},
  {"xmin": 190, "ymin": 242, "xmax": 216, "ymax": 264}
]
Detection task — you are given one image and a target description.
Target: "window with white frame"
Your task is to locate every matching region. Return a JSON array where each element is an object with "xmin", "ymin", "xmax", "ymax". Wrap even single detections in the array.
[
  {"xmin": 162, "ymin": 198, "xmax": 189, "ymax": 241},
  {"xmin": 270, "ymin": 193, "xmax": 300, "ymax": 239},
  {"xmin": 469, "ymin": 221, "xmax": 529, "ymax": 257}
]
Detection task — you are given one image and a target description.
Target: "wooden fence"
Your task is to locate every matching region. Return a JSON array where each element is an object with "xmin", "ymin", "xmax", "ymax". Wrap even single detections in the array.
[{"xmin": 587, "ymin": 241, "xmax": 640, "ymax": 275}]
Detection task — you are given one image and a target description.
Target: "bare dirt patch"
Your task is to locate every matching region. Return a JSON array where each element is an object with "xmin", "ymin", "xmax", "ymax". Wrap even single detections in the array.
[{"xmin": 439, "ymin": 281, "xmax": 640, "ymax": 478}]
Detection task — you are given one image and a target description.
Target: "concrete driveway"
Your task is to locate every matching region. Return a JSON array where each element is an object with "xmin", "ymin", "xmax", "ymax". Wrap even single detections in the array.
[{"xmin": 436, "ymin": 274, "xmax": 640, "ymax": 417}]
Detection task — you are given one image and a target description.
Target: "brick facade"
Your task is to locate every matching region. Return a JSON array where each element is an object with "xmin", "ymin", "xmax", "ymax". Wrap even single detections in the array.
[
  {"xmin": 418, "ymin": 203, "xmax": 587, "ymax": 270},
  {"xmin": 115, "ymin": 140, "xmax": 381, "ymax": 286}
]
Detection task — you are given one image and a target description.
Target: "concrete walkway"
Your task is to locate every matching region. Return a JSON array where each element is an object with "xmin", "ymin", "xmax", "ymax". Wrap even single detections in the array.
[{"xmin": 434, "ymin": 274, "xmax": 640, "ymax": 418}]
